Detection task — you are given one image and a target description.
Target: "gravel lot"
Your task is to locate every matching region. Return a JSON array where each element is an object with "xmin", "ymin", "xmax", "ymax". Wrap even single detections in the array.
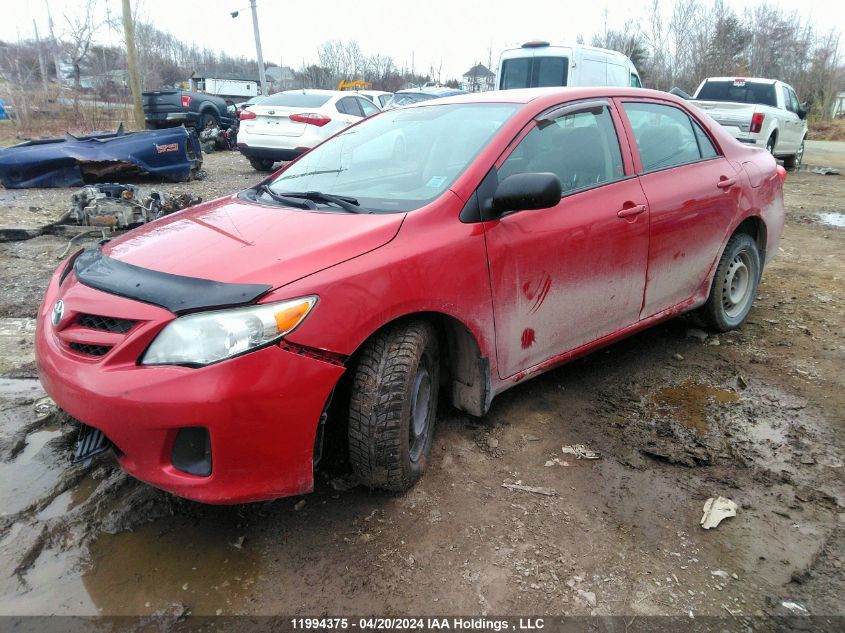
[{"xmin": 0, "ymin": 144, "xmax": 843, "ymax": 622}]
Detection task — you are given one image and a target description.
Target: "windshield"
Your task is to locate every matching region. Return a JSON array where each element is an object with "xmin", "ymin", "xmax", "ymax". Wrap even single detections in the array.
[
  {"xmin": 266, "ymin": 103, "xmax": 519, "ymax": 213},
  {"xmin": 696, "ymin": 80, "xmax": 777, "ymax": 107},
  {"xmin": 261, "ymin": 93, "xmax": 332, "ymax": 108},
  {"xmin": 500, "ymin": 56, "xmax": 569, "ymax": 89}
]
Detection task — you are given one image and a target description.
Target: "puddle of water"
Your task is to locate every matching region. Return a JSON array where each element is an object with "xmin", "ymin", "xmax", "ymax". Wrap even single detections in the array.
[
  {"xmin": 36, "ymin": 476, "xmax": 99, "ymax": 521},
  {"xmin": 651, "ymin": 380, "xmax": 739, "ymax": 432},
  {"xmin": 79, "ymin": 513, "xmax": 261, "ymax": 615},
  {"xmin": 818, "ymin": 212, "xmax": 845, "ymax": 228},
  {"xmin": 0, "ymin": 378, "xmax": 43, "ymax": 400},
  {"xmin": 0, "ymin": 427, "xmax": 65, "ymax": 517},
  {"xmin": 0, "ymin": 510, "xmax": 262, "ymax": 615}
]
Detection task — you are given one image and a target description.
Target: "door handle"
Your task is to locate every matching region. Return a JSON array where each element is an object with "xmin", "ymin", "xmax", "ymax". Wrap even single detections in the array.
[
  {"xmin": 717, "ymin": 176, "xmax": 738, "ymax": 189},
  {"xmin": 616, "ymin": 203, "xmax": 647, "ymax": 219}
]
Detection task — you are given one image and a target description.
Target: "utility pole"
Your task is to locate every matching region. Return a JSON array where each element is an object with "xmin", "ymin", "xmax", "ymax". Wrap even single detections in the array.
[
  {"xmin": 34, "ymin": 21, "xmax": 49, "ymax": 92},
  {"xmin": 121, "ymin": 0, "xmax": 144, "ymax": 129},
  {"xmin": 45, "ymin": 0, "xmax": 62, "ymax": 83},
  {"xmin": 249, "ymin": 0, "xmax": 268, "ymax": 95}
]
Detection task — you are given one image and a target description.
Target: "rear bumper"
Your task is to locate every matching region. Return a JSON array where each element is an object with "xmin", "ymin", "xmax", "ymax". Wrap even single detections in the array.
[
  {"xmin": 145, "ymin": 111, "xmax": 199, "ymax": 126},
  {"xmin": 35, "ymin": 271, "xmax": 345, "ymax": 504},
  {"xmin": 238, "ymin": 145, "xmax": 305, "ymax": 162}
]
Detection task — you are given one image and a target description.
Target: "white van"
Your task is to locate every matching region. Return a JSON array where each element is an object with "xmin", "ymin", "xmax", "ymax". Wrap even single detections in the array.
[{"xmin": 497, "ymin": 41, "xmax": 642, "ymax": 90}]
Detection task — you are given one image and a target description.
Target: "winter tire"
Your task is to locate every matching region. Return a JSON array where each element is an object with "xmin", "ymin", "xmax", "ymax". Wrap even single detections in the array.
[{"xmin": 348, "ymin": 321, "xmax": 440, "ymax": 491}]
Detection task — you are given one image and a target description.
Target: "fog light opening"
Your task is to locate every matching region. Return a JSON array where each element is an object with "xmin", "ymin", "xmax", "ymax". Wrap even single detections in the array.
[{"xmin": 171, "ymin": 427, "xmax": 212, "ymax": 477}]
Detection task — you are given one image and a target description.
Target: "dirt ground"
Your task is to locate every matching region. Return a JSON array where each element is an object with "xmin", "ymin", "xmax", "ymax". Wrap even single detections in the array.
[{"xmin": 0, "ymin": 144, "xmax": 843, "ymax": 624}]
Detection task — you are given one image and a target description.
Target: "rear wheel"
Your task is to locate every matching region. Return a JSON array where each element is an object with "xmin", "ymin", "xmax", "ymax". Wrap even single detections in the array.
[
  {"xmin": 700, "ymin": 233, "xmax": 761, "ymax": 332},
  {"xmin": 765, "ymin": 135, "xmax": 776, "ymax": 155},
  {"xmin": 348, "ymin": 321, "xmax": 440, "ymax": 492},
  {"xmin": 248, "ymin": 158, "xmax": 275, "ymax": 171},
  {"xmin": 198, "ymin": 111, "xmax": 219, "ymax": 130},
  {"xmin": 783, "ymin": 137, "xmax": 805, "ymax": 170}
]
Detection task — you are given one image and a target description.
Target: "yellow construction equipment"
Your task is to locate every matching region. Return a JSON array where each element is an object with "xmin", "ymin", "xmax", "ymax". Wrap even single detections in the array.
[{"xmin": 337, "ymin": 80, "xmax": 370, "ymax": 92}]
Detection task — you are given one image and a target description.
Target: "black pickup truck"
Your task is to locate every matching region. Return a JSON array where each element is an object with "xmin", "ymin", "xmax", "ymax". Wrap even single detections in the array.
[{"xmin": 143, "ymin": 89, "xmax": 238, "ymax": 130}]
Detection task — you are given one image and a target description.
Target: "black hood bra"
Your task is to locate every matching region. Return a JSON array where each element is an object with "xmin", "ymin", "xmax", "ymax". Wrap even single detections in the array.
[{"xmin": 73, "ymin": 249, "xmax": 272, "ymax": 315}]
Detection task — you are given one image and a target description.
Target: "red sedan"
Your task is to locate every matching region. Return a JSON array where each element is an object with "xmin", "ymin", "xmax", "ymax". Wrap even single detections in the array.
[{"xmin": 36, "ymin": 88, "xmax": 785, "ymax": 503}]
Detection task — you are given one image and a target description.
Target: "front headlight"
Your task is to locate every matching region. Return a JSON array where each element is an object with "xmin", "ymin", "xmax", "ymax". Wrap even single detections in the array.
[{"xmin": 141, "ymin": 296, "xmax": 317, "ymax": 366}]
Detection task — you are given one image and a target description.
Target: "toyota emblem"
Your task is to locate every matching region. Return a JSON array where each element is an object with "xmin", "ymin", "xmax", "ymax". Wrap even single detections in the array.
[{"xmin": 51, "ymin": 300, "xmax": 65, "ymax": 327}]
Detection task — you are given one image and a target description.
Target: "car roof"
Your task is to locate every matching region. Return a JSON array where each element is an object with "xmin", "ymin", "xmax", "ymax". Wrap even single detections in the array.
[
  {"xmin": 395, "ymin": 87, "xmax": 465, "ymax": 97},
  {"xmin": 702, "ymin": 77, "xmax": 778, "ymax": 85},
  {"xmin": 401, "ymin": 87, "xmax": 687, "ymax": 109},
  {"xmin": 281, "ymin": 89, "xmax": 364, "ymax": 97}
]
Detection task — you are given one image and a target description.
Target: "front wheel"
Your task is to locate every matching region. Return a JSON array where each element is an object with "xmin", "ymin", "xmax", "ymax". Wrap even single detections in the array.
[
  {"xmin": 700, "ymin": 233, "xmax": 761, "ymax": 332},
  {"xmin": 348, "ymin": 321, "xmax": 440, "ymax": 492}
]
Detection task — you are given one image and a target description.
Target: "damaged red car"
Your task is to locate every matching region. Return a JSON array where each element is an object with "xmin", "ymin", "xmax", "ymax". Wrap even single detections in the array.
[{"xmin": 36, "ymin": 88, "xmax": 785, "ymax": 504}]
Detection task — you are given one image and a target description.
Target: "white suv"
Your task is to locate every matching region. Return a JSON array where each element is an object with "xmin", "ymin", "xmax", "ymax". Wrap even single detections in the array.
[{"xmin": 238, "ymin": 90, "xmax": 381, "ymax": 171}]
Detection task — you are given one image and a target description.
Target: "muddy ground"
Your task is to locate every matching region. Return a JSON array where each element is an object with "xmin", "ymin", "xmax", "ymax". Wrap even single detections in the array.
[{"xmin": 0, "ymin": 145, "xmax": 843, "ymax": 622}]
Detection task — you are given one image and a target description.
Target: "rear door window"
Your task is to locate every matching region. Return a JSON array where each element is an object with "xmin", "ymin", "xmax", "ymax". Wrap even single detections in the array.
[
  {"xmin": 500, "ymin": 56, "xmax": 569, "ymax": 89},
  {"xmin": 499, "ymin": 103, "xmax": 624, "ymax": 194},
  {"xmin": 535, "ymin": 57, "xmax": 568, "ymax": 87},
  {"xmin": 623, "ymin": 102, "xmax": 713, "ymax": 171},
  {"xmin": 500, "ymin": 58, "xmax": 531, "ymax": 89},
  {"xmin": 337, "ymin": 97, "xmax": 364, "ymax": 117}
]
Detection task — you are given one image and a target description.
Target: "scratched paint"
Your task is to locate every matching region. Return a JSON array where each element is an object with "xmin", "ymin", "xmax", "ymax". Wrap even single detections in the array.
[{"xmin": 520, "ymin": 328, "xmax": 536, "ymax": 349}]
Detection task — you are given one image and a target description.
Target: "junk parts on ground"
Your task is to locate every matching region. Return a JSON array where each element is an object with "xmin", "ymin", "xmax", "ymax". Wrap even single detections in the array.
[
  {"xmin": 700, "ymin": 496, "xmax": 738, "ymax": 529},
  {"xmin": 199, "ymin": 123, "xmax": 238, "ymax": 153},
  {"xmin": 66, "ymin": 183, "xmax": 201, "ymax": 229},
  {"xmin": 0, "ymin": 125, "xmax": 203, "ymax": 189}
]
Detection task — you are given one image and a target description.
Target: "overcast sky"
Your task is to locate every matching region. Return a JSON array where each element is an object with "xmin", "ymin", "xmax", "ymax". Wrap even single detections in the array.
[{"xmin": 4, "ymin": 0, "xmax": 844, "ymax": 79}]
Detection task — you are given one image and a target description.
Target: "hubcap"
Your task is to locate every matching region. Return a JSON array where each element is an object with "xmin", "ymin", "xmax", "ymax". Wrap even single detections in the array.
[
  {"xmin": 409, "ymin": 363, "xmax": 432, "ymax": 462},
  {"xmin": 721, "ymin": 251, "xmax": 754, "ymax": 318},
  {"xmin": 796, "ymin": 142, "xmax": 804, "ymax": 166}
]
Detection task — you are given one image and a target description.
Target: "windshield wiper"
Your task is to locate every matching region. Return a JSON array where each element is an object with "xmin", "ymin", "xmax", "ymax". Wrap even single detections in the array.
[
  {"xmin": 278, "ymin": 191, "xmax": 364, "ymax": 214},
  {"xmin": 256, "ymin": 184, "xmax": 316, "ymax": 209}
]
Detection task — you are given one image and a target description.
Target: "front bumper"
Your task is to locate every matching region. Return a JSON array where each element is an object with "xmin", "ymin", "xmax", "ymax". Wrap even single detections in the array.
[{"xmin": 35, "ymin": 269, "xmax": 345, "ymax": 504}]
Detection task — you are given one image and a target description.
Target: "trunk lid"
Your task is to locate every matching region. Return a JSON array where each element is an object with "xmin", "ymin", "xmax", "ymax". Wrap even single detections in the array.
[
  {"xmin": 691, "ymin": 100, "xmax": 757, "ymax": 133},
  {"xmin": 242, "ymin": 105, "xmax": 310, "ymax": 137},
  {"xmin": 142, "ymin": 90, "xmax": 183, "ymax": 114}
]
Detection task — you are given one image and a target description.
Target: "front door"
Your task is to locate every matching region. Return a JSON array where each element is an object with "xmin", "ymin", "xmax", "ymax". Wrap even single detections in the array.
[{"xmin": 484, "ymin": 101, "xmax": 650, "ymax": 378}]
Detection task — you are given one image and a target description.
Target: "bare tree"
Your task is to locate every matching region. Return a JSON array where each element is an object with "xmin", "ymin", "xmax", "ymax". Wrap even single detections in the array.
[{"xmin": 62, "ymin": 0, "xmax": 103, "ymax": 118}]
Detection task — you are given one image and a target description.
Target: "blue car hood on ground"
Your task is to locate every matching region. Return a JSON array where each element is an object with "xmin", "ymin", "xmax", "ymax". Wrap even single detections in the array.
[{"xmin": 0, "ymin": 126, "xmax": 202, "ymax": 189}]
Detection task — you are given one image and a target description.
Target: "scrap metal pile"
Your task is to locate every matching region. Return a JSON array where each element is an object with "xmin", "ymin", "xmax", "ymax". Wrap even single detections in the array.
[{"xmin": 66, "ymin": 183, "xmax": 201, "ymax": 229}]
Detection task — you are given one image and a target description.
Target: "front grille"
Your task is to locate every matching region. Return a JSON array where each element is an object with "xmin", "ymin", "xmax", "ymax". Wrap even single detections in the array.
[
  {"xmin": 77, "ymin": 314, "xmax": 136, "ymax": 334},
  {"xmin": 69, "ymin": 343, "xmax": 112, "ymax": 357}
]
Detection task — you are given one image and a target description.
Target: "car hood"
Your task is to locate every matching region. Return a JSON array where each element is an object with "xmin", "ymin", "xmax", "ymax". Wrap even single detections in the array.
[{"xmin": 101, "ymin": 195, "xmax": 405, "ymax": 289}]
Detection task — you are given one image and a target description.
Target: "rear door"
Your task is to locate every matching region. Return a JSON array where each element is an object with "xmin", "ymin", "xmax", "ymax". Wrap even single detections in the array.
[
  {"xmin": 484, "ymin": 100, "xmax": 650, "ymax": 377},
  {"xmin": 618, "ymin": 99, "xmax": 741, "ymax": 318}
]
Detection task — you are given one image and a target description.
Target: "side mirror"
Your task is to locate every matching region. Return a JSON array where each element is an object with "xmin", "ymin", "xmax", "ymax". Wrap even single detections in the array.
[
  {"xmin": 798, "ymin": 107, "xmax": 808, "ymax": 120},
  {"xmin": 492, "ymin": 173, "xmax": 561, "ymax": 215}
]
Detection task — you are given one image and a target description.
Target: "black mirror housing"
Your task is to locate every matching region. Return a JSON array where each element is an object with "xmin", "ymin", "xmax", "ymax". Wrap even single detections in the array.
[
  {"xmin": 798, "ymin": 107, "xmax": 808, "ymax": 120},
  {"xmin": 492, "ymin": 173, "xmax": 561, "ymax": 215}
]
